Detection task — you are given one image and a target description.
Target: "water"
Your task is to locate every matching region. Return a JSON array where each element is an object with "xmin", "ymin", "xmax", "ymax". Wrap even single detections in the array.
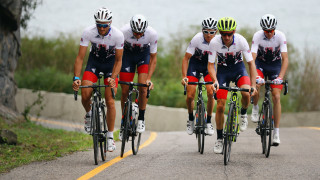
[{"xmin": 24, "ymin": 0, "xmax": 320, "ymax": 50}]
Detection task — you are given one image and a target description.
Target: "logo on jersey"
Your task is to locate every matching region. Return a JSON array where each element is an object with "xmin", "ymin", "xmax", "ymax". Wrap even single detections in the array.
[
  {"xmin": 257, "ymin": 45, "xmax": 281, "ymax": 63},
  {"xmin": 125, "ymin": 67, "xmax": 130, "ymax": 72},
  {"xmin": 91, "ymin": 68, "xmax": 96, "ymax": 73},
  {"xmin": 217, "ymin": 52, "xmax": 243, "ymax": 66},
  {"xmin": 193, "ymin": 47, "xmax": 209, "ymax": 61},
  {"xmin": 284, "ymin": 41, "xmax": 287, "ymax": 44}
]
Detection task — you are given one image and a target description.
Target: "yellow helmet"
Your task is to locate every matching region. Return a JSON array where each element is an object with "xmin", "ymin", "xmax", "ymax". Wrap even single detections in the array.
[{"xmin": 217, "ymin": 17, "xmax": 237, "ymax": 32}]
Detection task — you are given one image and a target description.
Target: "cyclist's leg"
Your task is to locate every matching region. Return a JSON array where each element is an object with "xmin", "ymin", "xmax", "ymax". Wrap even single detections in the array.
[
  {"xmin": 119, "ymin": 51, "xmax": 136, "ymax": 111},
  {"xmin": 215, "ymin": 69, "xmax": 229, "ymax": 139},
  {"xmin": 81, "ymin": 80, "xmax": 94, "ymax": 112},
  {"xmin": 104, "ymin": 80, "xmax": 118, "ymax": 133},
  {"xmin": 136, "ymin": 53, "xmax": 150, "ymax": 132},
  {"xmin": 82, "ymin": 56, "xmax": 99, "ymax": 112},
  {"xmin": 236, "ymin": 71, "xmax": 251, "ymax": 131},
  {"xmin": 271, "ymin": 86, "xmax": 282, "ymax": 128},
  {"xmin": 186, "ymin": 84, "xmax": 196, "ymax": 114},
  {"xmin": 252, "ymin": 68, "xmax": 264, "ymax": 106},
  {"xmin": 269, "ymin": 66, "xmax": 283, "ymax": 129},
  {"xmin": 204, "ymin": 74, "xmax": 215, "ymax": 130}
]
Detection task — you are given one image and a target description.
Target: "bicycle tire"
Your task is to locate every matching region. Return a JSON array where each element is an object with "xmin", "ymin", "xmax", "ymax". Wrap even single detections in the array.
[
  {"xmin": 258, "ymin": 105, "xmax": 265, "ymax": 154},
  {"xmin": 265, "ymin": 102, "xmax": 273, "ymax": 158},
  {"xmin": 120, "ymin": 102, "xmax": 130, "ymax": 157},
  {"xmin": 199, "ymin": 102, "xmax": 205, "ymax": 154},
  {"xmin": 92, "ymin": 102, "xmax": 99, "ymax": 165},
  {"xmin": 262, "ymin": 104, "xmax": 268, "ymax": 155},
  {"xmin": 100, "ymin": 105, "xmax": 107, "ymax": 161},
  {"xmin": 224, "ymin": 103, "xmax": 234, "ymax": 165},
  {"xmin": 132, "ymin": 117, "xmax": 141, "ymax": 155}
]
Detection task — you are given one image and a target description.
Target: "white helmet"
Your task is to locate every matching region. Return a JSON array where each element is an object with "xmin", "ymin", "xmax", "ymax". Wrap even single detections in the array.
[
  {"xmin": 260, "ymin": 14, "xmax": 277, "ymax": 30},
  {"xmin": 202, "ymin": 17, "xmax": 218, "ymax": 30},
  {"xmin": 130, "ymin": 14, "xmax": 148, "ymax": 33},
  {"xmin": 94, "ymin": 7, "xmax": 112, "ymax": 22}
]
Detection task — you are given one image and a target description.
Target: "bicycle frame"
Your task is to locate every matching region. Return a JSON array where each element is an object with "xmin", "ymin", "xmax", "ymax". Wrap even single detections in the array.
[
  {"xmin": 74, "ymin": 72, "xmax": 115, "ymax": 165},
  {"xmin": 184, "ymin": 73, "xmax": 213, "ymax": 154},
  {"xmin": 257, "ymin": 80, "xmax": 288, "ymax": 157},
  {"xmin": 119, "ymin": 81, "xmax": 150, "ymax": 157}
]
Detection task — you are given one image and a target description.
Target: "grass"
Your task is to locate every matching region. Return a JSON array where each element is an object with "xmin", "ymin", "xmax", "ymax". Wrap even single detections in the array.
[{"xmin": 0, "ymin": 116, "xmax": 119, "ymax": 174}]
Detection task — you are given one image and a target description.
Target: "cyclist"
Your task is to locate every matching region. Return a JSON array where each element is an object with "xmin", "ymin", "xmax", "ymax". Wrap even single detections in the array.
[
  {"xmin": 251, "ymin": 14, "xmax": 288, "ymax": 146},
  {"xmin": 181, "ymin": 17, "xmax": 218, "ymax": 136},
  {"xmin": 119, "ymin": 14, "xmax": 158, "ymax": 137},
  {"xmin": 207, "ymin": 17, "xmax": 257, "ymax": 153},
  {"xmin": 72, "ymin": 7, "xmax": 124, "ymax": 152}
]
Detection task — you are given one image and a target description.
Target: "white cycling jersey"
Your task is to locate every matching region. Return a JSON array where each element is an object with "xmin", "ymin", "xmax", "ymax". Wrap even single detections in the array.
[
  {"xmin": 121, "ymin": 24, "xmax": 158, "ymax": 54},
  {"xmin": 251, "ymin": 30, "xmax": 287, "ymax": 63},
  {"xmin": 80, "ymin": 25, "xmax": 124, "ymax": 59},
  {"xmin": 208, "ymin": 33, "xmax": 253, "ymax": 67},
  {"xmin": 186, "ymin": 32, "xmax": 210, "ymax": 61}
]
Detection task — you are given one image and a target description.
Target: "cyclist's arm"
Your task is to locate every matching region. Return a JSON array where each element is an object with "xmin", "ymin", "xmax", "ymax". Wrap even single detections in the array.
[
  {"xmin": 252, "ymin": 52, "xmax": 257, "ymax": 61},
  {"xmin": 182, "ymin": 52, "xmax": 192, "ymax": 78},
  {"xmin": 111, "ymin": 48, "xmax": 123, "ymax": 79},
  {"xmin": 147, "ymin": 53, "xmax": 157, "ymax": 81},
  {"xmin": 74, "ymin": 45, "xmax": 88, "ymax": 77},
  {"xmin": 247, "ymin": 60, "xmax": 257, "ymax": 88},
  {"xmin": 207, "ymin": 62, "xmax": 218, "ymax": 83},
  {"xmin": 279, "ymin": 52, "xmax": 288, "ymax": 79}
]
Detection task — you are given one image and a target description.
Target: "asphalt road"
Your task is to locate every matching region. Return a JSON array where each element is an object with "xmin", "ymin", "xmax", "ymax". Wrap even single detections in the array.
[{"xmin": 1, "ymin": 126, "xmax": 320, "ymax": 180}]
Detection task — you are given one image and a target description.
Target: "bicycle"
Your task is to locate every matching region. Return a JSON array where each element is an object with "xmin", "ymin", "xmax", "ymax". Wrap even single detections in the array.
[
  {"xmin": 119, "ymin": 81, "xmax": 150, "ymax": 158},
  {"xmin": 184, "ymin": 73, "xmax": 213, "ymax": 154},
  {"xmin": 74, "ymin": 72, "xmax": 115, "ymax": 165},
  {"xmin": 255, "ymin": 80, "xmax": 288, "ymax": 158},
  {"xmin": 219, "ymin": 85, "xmax": 253, "ymax": 165}
]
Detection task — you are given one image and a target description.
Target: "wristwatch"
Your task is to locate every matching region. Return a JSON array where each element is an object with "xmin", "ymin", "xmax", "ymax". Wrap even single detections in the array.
[{"xmin": 73, "ymin": 76, "xmax": 80, "ymax": 81}]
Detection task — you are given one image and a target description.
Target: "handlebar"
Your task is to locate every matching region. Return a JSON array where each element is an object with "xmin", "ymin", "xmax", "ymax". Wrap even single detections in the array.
[
  {"xmin": 219, "ymin": 86, "xmax": 250, "ymax": 92},
  {"xmin": 118, "ymin": 81, "xmax": 151, "ymax": 99},
  {"xmin": 264, "ymin": 80, "xmax": 289, "ymax": 95},
  {"xmin": 183, "ymin": 81, "xmax": 213, "ymax": 96},
  {"xmin": 74, "ymin": 84, "xmax": 115, "ymax": 101}
]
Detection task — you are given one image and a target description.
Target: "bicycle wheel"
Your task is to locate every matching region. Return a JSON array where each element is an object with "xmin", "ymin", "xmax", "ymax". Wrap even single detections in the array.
[
  {"xmin": 262, "ymin": 104, "xmax": 269, "ymax": 155},
  {"xmin": 224, "ymin": 103, "xmax": 234, "ymax": 165},
  {"xmin": 120, "ymin": 102, "xmax": 130, "ymax": 157},
  {"xmin": 265, "ymin": 102, "xmax": 273, "ymax": 158},
  {"xmin": 132, "ymin": 116, "xmax": 141, "ymax": 155},
  {"xmin": 100, "ymin": 105, "xmax": 107, "ymax": 161},
  {"xmin": 198, "ymin": 102, "xmax": 205, "ymax": 154},
  {"xmin": 258, "ymin": 105, "xmax": 265, "ymax": 154},
  {"xmin": 92, "ymin": 102, "xmax": 99, "ymax": 165}
]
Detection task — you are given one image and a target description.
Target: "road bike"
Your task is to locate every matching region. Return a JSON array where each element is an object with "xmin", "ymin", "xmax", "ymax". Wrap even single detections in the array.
[
  {"xmin": 119, "ymin": 81, "xmax": 150, "ymax": 157},
  {"xmin": 74, "ymin": 72, "xmax": 115, "ymax": 165},
  {"xmin": 184, "ymin": 74, "xmax": 213, "ymax": 154},
  {"xmin": 255, "ymin": 80, "xmax": 288, "ymax": 158},
  {"xmin": 219, "ymin": 85, "xmax": 252, "ymax": 165}
]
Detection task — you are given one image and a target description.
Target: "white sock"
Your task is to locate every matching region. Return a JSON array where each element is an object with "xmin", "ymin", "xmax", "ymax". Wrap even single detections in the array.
[
  {"xmin": 253, "ymin": 104, "xmax": 259, "ymax": 110},
  {"xmin": 107, "ymin": 131, "xmax": 113, "ymax": 139},
  {"xmin": 274, "ymin": 128, "xmax": 279, "ymax": 135}
]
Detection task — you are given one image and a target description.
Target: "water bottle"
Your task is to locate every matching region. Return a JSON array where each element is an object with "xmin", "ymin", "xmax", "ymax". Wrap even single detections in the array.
[{"xmin": 132, "ymin": 103, "xmax": 139, "ymax": 121}]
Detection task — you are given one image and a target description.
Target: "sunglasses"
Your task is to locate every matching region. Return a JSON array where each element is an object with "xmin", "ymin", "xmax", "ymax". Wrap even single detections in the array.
[
  {"xmin": 220, "ymin": 32, "xmax": 234, "ymax": 37},
  {"xmin": 203, "ymin": 30, "xmax": 216, "ymax": 35},
  {"xmin": 133, "ymin": 31, "xmax": 144, "ymax": 36},
  {"xmin": 96, "ymin": 23, "xmax": 110, "ymax": 28},
  {"xmin": 264, "ymin": 29, "xmax": 275, "ymax": 34}
]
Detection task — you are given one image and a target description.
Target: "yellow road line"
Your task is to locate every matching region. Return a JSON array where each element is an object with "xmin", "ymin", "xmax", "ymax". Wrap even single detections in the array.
[
  {"xmin": 30, "ymin": 117, "xmax": 82, "ymax": 129},
  {"xmin": 77, "ymin": 132, "xmax": 157, "ymax": 180},
  {"xmin": 301, "ymin": 127, "xmax": 320, "ymax": 131}
]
